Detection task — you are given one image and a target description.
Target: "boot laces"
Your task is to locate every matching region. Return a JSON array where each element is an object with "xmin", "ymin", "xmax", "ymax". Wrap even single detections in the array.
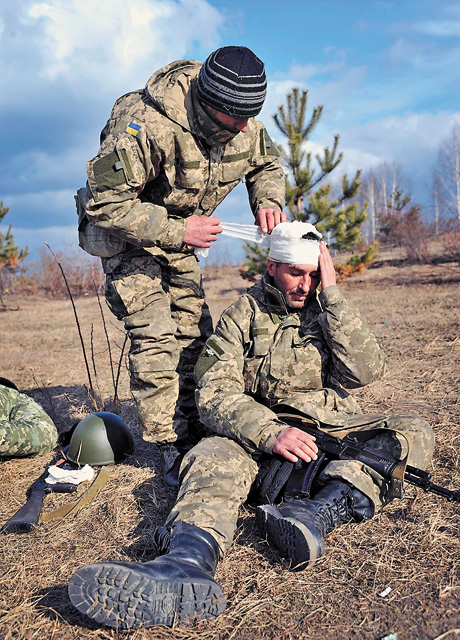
[{"xmin": 315, "ymin": 489, "xmax": 353, "ymax": 533}]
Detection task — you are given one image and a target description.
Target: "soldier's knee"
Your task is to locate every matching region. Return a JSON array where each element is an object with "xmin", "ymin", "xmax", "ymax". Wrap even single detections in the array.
[
  {"xmin": 180, "ymin": 436, "xmax": 256, "ymax": 483},
  {"xmin": 413, "ymin": 417, "xmax": 435, "ymax": 463},
  {"xmin": 392, "ymin": 415, "xmax": 435, "ymax": 468}
]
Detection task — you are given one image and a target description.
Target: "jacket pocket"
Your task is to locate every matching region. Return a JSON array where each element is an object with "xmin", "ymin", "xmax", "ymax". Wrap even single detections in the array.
[
  {"xmin": 88, "ymin": 134, "xmax": 147, "ymax": 199},
  {"xmin": 174, "ymin": 159, "xmax": 205, "ymax": 193},
  {"xmin": 219, "ymin": 151, "xmax": 250, "ymax": 185}
]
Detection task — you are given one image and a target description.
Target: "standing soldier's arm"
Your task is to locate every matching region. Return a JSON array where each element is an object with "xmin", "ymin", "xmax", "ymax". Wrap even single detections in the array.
[
  {"xmin": 85, "ymin": 125, "xmax": 188, "ymax": 252},
  {"xmin": 245, "ymin": 123, "xmax": 286, "ymax": 232}
]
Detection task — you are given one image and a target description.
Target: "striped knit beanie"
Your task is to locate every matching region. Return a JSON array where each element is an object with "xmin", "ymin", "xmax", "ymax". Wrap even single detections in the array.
[{"xmin": 197, "ymin": 46, "xmax": 267, "ymax": 119}]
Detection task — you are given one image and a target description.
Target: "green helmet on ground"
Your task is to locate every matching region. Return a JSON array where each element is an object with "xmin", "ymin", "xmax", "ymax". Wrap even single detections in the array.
[{"xmin": 66, "ymin": 412, "xmax": 134, "ymax": 466}]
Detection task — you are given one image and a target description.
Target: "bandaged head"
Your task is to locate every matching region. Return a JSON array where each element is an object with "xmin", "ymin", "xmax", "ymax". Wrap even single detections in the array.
[{"xmin": 268, "ymin": 221, "xmax": 322, "ymax": 266}]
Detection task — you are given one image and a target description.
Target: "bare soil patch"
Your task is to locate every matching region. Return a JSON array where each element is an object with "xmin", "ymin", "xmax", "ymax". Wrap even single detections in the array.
[{"xmin": 0, "ymin": 255, "xmax": 460, "ymax": 640}]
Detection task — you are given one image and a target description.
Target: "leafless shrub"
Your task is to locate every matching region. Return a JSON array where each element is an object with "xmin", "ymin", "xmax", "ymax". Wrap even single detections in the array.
[
  {"xmin": 438, "ymin": 220, "xmax": 460, "ymax": 262},
  {"xmin": 12, "ymin": 247, "xmax": 104, "ymax": 297}
]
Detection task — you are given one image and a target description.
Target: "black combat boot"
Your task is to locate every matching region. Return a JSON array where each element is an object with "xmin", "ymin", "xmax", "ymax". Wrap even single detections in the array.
[
  {"xmin": 256, "ymin": 480, "xmax": 374, "ymax": 570},
  {"xmin": 68, "ymin": 521, "xmax": 225, "ymax": 629},
  {"xmin": 158, "ymin": 439, "xmax": 192, "ymax": 488}
]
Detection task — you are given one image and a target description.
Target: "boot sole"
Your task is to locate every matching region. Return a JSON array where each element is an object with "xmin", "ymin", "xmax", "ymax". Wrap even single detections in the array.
[
  {"xmin": 68, "ymin": 562, "xmax": 226, "ymax": 629},
  {"xmin": 256, "ymin": 505, "xmax": 324, "ymax": 570}
]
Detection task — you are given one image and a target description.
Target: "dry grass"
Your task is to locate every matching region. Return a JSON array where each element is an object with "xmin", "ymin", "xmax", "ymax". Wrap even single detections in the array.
[{"xmin": 1, "ymin": 249, "xmax": 460, "ymax": 640}]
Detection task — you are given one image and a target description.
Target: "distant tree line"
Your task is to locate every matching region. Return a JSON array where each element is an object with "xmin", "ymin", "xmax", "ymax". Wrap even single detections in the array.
[{"xmin": 242, "ymin": 88, "xmax": 460, "ymax": 279}]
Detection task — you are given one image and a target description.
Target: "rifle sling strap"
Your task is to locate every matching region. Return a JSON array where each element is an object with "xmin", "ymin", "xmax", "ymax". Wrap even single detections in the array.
[{"xmin": 38, "ymin": 467, "xmax": 112, "ymax": 524}]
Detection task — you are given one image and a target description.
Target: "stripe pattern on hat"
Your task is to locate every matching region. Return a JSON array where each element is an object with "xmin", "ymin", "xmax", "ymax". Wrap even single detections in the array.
[{"xmin": 197, "ymin": 46, "xmax": 267, "ymax": 119}]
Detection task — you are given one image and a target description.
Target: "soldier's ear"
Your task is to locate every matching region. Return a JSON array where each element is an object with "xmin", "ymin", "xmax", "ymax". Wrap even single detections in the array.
[{"xmin": 267, "ymin": 260, "xmax": 277, "ymax": 277}]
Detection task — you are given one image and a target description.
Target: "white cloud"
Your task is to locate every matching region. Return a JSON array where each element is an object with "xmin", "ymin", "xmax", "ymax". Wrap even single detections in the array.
[
  {"xmin": 2, "ymin": 0, "xmax": 224, "ymax": 103},
  {"xmin": 341, "ymin": 111, "xmax": 460, "ymax": 164},
  {"xmin": 414, "ymin": 19, "xmax": 460, "ymax": 38},
  {"xmin": 386, "ymin": 37, "xmax": 427, "ymax": 66},
  {"xmin": 27, "ymin": 0, "xmax": 223, "ymax": 86},
  {"xmin": 335, "ymin": 111, "xmax": 460, "ymax": 203}
]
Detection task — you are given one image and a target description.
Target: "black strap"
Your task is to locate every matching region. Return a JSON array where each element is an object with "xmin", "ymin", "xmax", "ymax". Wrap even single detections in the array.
[
  {"xmin": 248, "ymin": 456, "xmax": 294, "ymax": 505},
  {"xmin": 283, "ymin": 451, "xmax": 328, "ymax": 501}
]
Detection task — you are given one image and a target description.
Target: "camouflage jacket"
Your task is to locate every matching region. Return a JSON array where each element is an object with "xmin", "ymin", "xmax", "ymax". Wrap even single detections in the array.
[
  {"xmin": 195, "ymin": 276, "xmax": 387, "ymax": 456},
  {"xmin": 85, "ymin": 59, "xmax": 285, "ymax": 257},
  {"xmin": 0, "ymin": 385, "xmax": 58, "ymax": 458}
]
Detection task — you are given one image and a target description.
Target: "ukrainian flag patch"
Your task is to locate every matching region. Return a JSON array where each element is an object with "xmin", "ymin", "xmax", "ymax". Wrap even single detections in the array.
[{"xmin": 126, "ymin": 121, "xmax": 141, "ymax": 137}]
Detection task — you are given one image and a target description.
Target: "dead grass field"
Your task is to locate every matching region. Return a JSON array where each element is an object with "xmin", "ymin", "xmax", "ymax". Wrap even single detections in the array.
[{"xmin": 1, "ymin": 251, "xmax": 460, "ymax": 640}]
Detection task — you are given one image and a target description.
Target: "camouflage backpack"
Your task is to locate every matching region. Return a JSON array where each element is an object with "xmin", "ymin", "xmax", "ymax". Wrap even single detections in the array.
[{"xmin": 75, "ymin": 186, "xmax": 126, "ymax": 258}]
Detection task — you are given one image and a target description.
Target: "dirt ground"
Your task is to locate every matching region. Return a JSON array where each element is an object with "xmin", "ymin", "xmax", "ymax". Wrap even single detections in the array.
[{"xmin": 0, "ymin": 253, "xmax": 460, "ymax": 640}]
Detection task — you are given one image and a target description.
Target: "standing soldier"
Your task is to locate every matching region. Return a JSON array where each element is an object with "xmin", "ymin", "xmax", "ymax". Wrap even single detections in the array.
[{"xmin": 77, "ymin": 46, "xmax": 286, "ymax": 482}]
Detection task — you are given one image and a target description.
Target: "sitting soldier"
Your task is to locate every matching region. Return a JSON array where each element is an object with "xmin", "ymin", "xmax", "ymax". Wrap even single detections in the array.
[
  {"xmin": 68, "ymin": 221, "xmax": 434, "ymax": 630},
  {"xmin": 0, "ymin": 378, "xmax": 58, "ymax": 458}
]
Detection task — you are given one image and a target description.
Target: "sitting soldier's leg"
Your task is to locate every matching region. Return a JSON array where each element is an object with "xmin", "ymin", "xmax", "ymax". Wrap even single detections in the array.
[
  {"xmin": 256, "ymin": 478, "xmax": 373, "ymax": 570},
  {"xmin": 68, "ymin": 437, "xmax": 258, "ymax": 629},
  {"xmin": 256, "ymin": 414, "xmax": 434, "ymax": 570},
  {"xmin": 69, "ymin": 520, "xmax": 223, "ymax": 630}
]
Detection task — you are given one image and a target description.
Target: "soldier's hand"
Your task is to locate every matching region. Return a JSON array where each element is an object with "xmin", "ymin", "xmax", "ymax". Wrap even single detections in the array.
[
  {"xmin": 256, "ymin": 208, "xmax": 286, "ymax": 234},
  {"xmin": 273, "ymin": 427, "xmax": 318, "ymax": 463},
  {"xmin": 184, "ymin": 215, "xmax": 222, "ymax": 248},
  {"xmin": 319, "ymin": 241, "xmax": 337, "ymax": 289}
]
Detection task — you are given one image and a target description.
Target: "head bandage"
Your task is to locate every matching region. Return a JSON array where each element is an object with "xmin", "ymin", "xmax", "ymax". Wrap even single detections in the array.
[{"xmin": 268, "ymin": 221, "xmax": 322, "ymax": 266}]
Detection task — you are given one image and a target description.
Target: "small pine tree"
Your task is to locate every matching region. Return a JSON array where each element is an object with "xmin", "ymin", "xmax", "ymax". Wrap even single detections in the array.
[
  {"xmin": 0, "ymin": 202, "xmax": 28, "ymax": 294},
  {"xmin": 335, "ymin": 241, "xmax": 380, "ymax": 283},
  {"xmin": 306, "ymin": 175, "xmax": 367, "ymax": 251},
  {"xmin": 242, "ymin": 88, "xmax": 368, "ymax": 278},
  {"xmin": 239, "ymin": 242, "xmax": 269, "ymax": 281}
]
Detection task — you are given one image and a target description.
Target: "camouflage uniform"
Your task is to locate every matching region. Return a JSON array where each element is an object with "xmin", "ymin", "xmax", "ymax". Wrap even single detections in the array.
[
  {"xmin": 0, "ymin": 384, "xmax": 58, "ymax": 458},
  {"xmin": 83, "ymin": 60, "xmax": 285, "ymax": 444},
  {"xmin": 167, "ymin": 276, "xmax": 434, "ymax": 555}
]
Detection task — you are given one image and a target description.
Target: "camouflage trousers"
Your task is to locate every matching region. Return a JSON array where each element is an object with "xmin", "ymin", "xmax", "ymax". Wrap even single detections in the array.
[
  {"xmin": 166, "ymin": 414, "xmax": 434, "ymax": 556},
  {"xmin": 104, "ymin": 248, "xmax": 213, "ymax": 444},
  {"xmin": 0, "ymin": 386, "xmax": 58, "ymax": 458}
]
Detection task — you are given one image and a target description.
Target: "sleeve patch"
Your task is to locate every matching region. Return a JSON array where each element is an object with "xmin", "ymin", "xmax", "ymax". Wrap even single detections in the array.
[
  {"xmin": 260, "ymin": 128, "xmax": 280, "ymax": 157},
  {"xmin": 206, "ymin": 338, "xmax": 225, "ymax": 357},
  {"xmin": 92, "ymin": 146, "xmax": 136, "ymax": 191},
  {"xmin": 194, "ymin": 350, "xmax": 219, "ymax": 381},
  {"xmin": 92, "ymin": 151, "xmax": 127, "ymax": 190},
  {"xmin": 126, "ymin": 121, "xmax": 141, "ymax": 137}
]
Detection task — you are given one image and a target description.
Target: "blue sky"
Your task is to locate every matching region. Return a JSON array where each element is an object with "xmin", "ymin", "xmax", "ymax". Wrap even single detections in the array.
[{"xmin": 1, "ymin": 0, "xmax": 459, "ymax": 263}]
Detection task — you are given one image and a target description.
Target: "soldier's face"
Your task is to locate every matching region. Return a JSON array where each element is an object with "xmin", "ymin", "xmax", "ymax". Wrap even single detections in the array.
[
  {"xmin": 267, "ymin": 261, "xmax": 320, "ymax": 309},
  {"xmin": 203, "ymin": 104, "xmax": 249, "ymax": 133}
]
